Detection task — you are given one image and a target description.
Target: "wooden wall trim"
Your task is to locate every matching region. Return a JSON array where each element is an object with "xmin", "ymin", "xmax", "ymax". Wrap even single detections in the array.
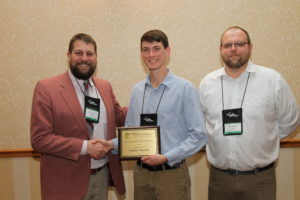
[
  {"xmin": 0, "ymin": 139, "xmax": 299, "ymax": 158},
  {"xmin": 280, "ymin": 139, "xmax": 300, "ymax": 148},
  {"xmin": 0, "ymin": 148, "xmax": 41, "ymax": 158}
]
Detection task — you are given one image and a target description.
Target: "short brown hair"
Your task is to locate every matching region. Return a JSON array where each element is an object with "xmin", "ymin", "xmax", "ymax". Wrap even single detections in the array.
[
  {"xmin": 68, "ymin": 33, "xmax": 97, "ymax": 54},
  {"xmin": 141, "ymin": 30, "xmax": 169, "ymax": 50},
  {"xmin": 220, "ymin": 26, "xmax": 251, "ymax": 46}
]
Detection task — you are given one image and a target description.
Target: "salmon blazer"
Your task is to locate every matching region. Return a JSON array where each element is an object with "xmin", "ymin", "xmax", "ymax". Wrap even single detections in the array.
[{"xmin": 30, "ymin": 71, "xmax": 127, "ymax": 200}]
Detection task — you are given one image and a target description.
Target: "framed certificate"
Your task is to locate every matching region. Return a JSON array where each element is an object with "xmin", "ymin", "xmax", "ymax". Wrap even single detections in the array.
[{"xmin": 118, "ymin": 126, "xmax": 160, "ymax": 160}]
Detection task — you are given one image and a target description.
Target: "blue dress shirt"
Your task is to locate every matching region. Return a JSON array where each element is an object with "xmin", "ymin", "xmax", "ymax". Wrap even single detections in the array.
[{"xmin": 117, "ymin": 70, "xmax": 207, "ymax": 166}]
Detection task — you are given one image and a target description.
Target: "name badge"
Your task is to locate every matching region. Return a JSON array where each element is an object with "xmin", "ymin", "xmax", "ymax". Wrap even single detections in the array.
[
  {"xmin": 222, "ymin": 108, "xmax": 243, "ymax": 136},
  {"xmin": 84, "ymin": 96, "xmax": 100, "ymax": 123},
  {"xmin": 140, "ymin": 114, "xmax": 157, "ymax": 126}
]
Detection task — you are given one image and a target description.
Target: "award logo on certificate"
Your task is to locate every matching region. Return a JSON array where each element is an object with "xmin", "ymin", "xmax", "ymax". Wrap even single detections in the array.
[{"xmin": 118, "ymin": 126, "xmax": 161, "ymax": 160}]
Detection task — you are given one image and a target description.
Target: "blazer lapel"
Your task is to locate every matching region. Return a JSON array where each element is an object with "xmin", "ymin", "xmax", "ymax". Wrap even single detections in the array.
[
  {"xmin": 93, "ymin": 78, "xmax": 112, "ymax": 115},
  {"xmin": 59, "ymin": 72, "xmax": 89, "ymax": 137},
  {"xmin": 93, "ymin": 77, "xmax": 114, "ymax": 135}
]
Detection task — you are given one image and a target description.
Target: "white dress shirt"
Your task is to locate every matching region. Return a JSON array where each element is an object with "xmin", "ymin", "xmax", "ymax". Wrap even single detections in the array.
[
  {"xmin": 199, "ymin": 61, "xmax": 300, "ymax": 171},
  {"xmin": 69, "ymin": 70, "xmax": 108, "ymax": 169}
]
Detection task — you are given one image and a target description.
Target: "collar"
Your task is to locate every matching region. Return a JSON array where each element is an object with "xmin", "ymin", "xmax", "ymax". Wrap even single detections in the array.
[{"xmin": 144, "ymin": 68, "xmax": 174, "ymax": 89}]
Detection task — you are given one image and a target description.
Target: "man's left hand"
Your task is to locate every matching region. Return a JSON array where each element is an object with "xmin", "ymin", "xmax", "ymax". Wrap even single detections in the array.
[{"xmin": 141, "ymin": 154, "xmax": 168, "ymax": 166}]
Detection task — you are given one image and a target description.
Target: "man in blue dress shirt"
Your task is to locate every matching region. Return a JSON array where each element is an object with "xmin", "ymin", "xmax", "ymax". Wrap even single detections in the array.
[{"xmin": 109, "ymin": 29, "xmax": 208, "ymax": 200}]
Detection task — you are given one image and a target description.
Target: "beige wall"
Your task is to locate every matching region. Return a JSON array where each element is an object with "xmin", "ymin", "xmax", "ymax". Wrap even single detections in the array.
[
  {"xmin": 0, "ymin": 0, "xmax": 299, "ymax": 199},
  {"xmin": 0, "ymin": 0, "xmax": 299, "ymax": 149}
]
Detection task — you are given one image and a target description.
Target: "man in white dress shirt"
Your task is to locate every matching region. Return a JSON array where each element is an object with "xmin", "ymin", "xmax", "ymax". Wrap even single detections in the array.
[{"xmin": 199, "ymin": 26, "xmax": 300, "ymax": 200}]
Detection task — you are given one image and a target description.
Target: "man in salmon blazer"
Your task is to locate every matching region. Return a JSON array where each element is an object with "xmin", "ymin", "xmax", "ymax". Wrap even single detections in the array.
[{"xmin": 30, "ymin": 33, "xmax": 127, "ymax": 200}]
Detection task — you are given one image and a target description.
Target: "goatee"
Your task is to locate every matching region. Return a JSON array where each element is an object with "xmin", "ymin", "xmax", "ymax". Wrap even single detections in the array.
[{"xmin": 222, "ymin": 56, "xmax": 249, "ymax": 70}]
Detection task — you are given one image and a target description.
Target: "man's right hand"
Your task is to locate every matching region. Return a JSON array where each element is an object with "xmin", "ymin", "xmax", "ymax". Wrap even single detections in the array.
[{"xmin": 87, "ymin": 139, "xmax": 109, "ymax": 160}]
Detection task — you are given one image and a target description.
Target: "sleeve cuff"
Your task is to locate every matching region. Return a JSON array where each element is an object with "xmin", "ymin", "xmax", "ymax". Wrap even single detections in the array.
[{"xmin": 80, "ymin": 140, "xmax": 88, "ymax": 155}]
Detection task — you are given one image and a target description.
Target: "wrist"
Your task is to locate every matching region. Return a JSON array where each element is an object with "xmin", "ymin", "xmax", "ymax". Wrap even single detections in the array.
[{"xmin": 107, "ymin": 140, "xmax": 114, "ymax": 151}]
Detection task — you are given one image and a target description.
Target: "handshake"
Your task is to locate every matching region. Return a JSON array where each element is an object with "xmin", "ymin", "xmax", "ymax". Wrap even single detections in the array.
[{"xmin": 87, "ymin": 139, "xmax": 115, "ymax": 160}]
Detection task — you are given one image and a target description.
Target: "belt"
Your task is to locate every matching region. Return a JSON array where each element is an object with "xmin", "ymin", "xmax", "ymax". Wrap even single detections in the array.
[
  {"xmin": 137, "ymin": 160, "xmax": 184, "ymax": 171},
  {"xmin": 90, "ymin": 164, "xmax": 107, "ymax": 175},
  {"xmin": 213, "ymin": 162, "xmax": 274, "ymax": 175}
]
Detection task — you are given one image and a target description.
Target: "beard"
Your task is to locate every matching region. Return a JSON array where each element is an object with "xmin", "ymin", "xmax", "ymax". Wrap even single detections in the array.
[
  {"xmin": 69, "ymin": 61, "xmax": 96, "ymax": 80},
  {"xmin": 222, "ymin": 54, "xmax": 250, "ymax": 69}
]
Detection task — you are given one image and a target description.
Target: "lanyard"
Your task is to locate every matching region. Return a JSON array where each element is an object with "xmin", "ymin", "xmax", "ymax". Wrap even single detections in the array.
[
  {"xmin": 141, "ymin": 84, "xmax": 166, "ymax": 114},
  {"xmin": 75, "ymin": 78, "xmax": 99, "ymax": 98},
  {"xmin": 221, "ymin": 73, "xmax": 250, "ymax": 110}
]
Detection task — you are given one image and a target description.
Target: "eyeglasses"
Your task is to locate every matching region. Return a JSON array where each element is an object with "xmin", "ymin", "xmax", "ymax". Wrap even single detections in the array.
[{"xmin": 221, "ymin": 41, "xmax": 249, "ymax": 49}]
